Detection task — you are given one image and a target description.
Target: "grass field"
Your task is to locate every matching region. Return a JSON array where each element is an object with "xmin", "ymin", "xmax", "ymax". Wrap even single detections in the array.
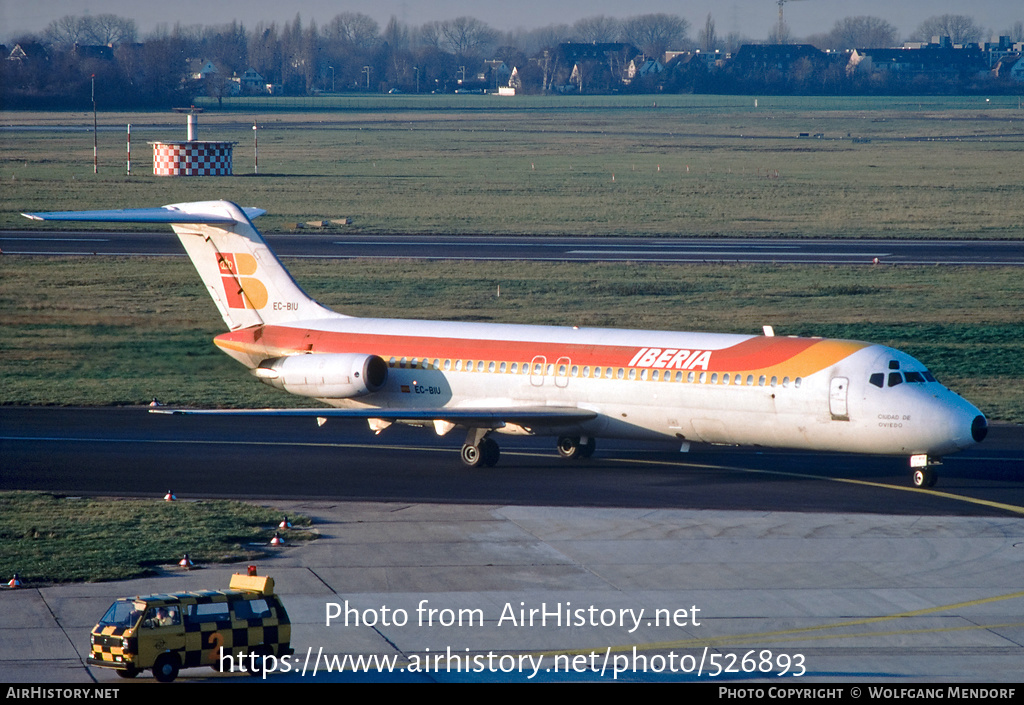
[
  {"xmin": 1, "ymin": 256, "xmax": 1021, "ymax": 422},
  {"xmin": 1, "ymin": 97, "xmax": 1021, "ymax": 418},
  {"xmin": 0, "ymin": 491, "xmax": 313, "ymax": 583},
  {"xmin": 2, "ymin": 95, "xmax": 1023, "ymax": 238}
]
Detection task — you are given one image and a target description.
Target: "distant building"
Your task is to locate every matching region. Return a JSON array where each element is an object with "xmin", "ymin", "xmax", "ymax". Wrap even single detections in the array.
[
  {"xmin": 732, "ymin": 44, "xmax": 826, "ymax": 72},
  {"xmin": 71, "ymin": 44, "xmax": 114, "ymax": 62},
  {"xmin": 847, "ymin": 42, "xmax": 985, "ymax": 79},
  {"xmin": 6, "ymin": 43, "xmax": 48, "ymax": 63},
  {"xmin": 625, "ymin": 57, "xmax": 663, "ymax": 83}
]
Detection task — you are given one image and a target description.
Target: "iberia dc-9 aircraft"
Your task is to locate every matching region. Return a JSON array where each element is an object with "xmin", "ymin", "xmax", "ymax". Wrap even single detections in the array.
[{"xmin": 24, "ymin": 200, "xmax": 987, "ymax": 488}]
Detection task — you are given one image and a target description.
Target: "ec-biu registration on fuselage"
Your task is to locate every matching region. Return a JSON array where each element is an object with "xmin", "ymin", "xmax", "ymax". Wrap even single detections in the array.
[{"xmin": 24, "ymin": 200, "xmax": 987, "ymax": 488}]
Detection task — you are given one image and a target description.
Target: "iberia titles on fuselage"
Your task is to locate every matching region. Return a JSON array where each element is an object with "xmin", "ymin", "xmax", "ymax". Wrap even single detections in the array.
[{"xmin": 23, "ymin": 200, "xmax": 987, "ymax": 488}]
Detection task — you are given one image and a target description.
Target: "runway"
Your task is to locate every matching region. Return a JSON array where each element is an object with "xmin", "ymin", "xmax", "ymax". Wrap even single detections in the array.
[{"xmin": 3, "ymin": 230, "xmax": 1024, "ymax": 265}]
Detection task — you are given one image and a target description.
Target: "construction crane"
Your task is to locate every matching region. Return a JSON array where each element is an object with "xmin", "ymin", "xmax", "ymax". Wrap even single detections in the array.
[{"xmin": 776, "ymin": 0, "xmax": 808, "ymax": 41}]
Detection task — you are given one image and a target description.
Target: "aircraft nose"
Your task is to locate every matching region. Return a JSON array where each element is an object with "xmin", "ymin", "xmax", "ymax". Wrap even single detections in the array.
[{"xmin": 951, "ymin": 406, "xmax": 987, "ymax": 451}]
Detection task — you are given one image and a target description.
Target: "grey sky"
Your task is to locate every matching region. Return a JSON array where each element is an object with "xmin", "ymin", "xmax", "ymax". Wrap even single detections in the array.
[{"xmin": 3, "ymin": 0, "xmax": 1020, "ymax": 44}]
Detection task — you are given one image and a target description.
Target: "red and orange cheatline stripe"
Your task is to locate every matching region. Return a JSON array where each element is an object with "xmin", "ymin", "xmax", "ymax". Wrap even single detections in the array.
[{"xmin": 214, "ymin": 326, "xmax": 870, "ymax": 379}]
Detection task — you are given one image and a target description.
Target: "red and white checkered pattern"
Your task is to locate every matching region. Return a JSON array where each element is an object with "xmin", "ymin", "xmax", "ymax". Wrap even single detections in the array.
[{"xmin": 152, "ymin": 142, "xmax": 234, "ymax": 176}]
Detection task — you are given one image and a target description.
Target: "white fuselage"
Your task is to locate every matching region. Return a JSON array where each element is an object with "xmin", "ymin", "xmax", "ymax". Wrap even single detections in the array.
[{"xmin": 215, "ymin": 315, "xmax": 985, "ymax": 458}]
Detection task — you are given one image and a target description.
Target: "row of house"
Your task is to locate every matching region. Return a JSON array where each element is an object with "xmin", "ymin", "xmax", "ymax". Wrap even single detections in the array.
[
  {"xmin": 485, "ymin": 36, "xmax": 1024, "ymax": 94},
  {"xmin": 731, "ymin": 37, "xmax": 1024, "ymax": 83},
  {"xmin": 6, "ymin": 35, "xmax": 1024, "ymax": 98}
]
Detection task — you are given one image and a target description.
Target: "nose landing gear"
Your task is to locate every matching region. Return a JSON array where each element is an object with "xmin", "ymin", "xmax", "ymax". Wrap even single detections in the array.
[{"xmin": 910, "ymin": 454, "xmax": 940, "ymax": 488}]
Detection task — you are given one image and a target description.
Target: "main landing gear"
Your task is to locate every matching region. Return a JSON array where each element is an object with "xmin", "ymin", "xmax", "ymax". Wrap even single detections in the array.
[
  {"xmin": 557, "ymin": 435, "xmax": 596, "ymax": 460},
  {"xmin": 459, "ymin": 431, "xmax": 597, "ymax": 467},
  {"xmin": 909, "ymin": 454, "xmax": 940, "ymax": 488},
  {"xmin": 461, "ymin": 437, "xmax": 500, "ymax": 467},
  {"xmin": 461, "ymin": 428, "xmax": 500, "ymax": 467}
]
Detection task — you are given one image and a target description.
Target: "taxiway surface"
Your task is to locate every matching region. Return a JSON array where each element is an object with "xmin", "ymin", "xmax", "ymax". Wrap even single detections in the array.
[
  {"xmin": 2, "ymin": 410, "xmax": 1023, "ymax": 682},
  {"xmin": 3, "ymin": 230, "xmax": 1024, "ymax": 265}
]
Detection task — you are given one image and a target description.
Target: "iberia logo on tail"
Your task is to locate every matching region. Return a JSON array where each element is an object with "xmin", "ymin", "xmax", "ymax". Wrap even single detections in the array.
[{"xmin": 216, "ymin": 252, "xmax": 268, "ymax": 309}]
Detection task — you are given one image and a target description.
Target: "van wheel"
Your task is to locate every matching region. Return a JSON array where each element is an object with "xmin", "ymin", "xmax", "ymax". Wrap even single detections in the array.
[
  {"xmin": 116, "ymin": 666, "xmax": 139, "ymax": 679},
  {"xmin": 152, "ymin": 654, "xmax": 180, "ymax": 683},
  {"xmin": 241, "ymin": 646, "xmax": 273, "ymax": 674}
]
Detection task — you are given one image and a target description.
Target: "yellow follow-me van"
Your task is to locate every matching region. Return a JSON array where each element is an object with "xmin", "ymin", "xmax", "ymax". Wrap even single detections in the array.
[{"xmin": 89, "ymin": 572, "xmax": 292, "ymax": 682}]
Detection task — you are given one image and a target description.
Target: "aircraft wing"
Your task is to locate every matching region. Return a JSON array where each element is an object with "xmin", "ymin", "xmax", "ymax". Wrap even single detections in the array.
[
  {"xmin": 151, "ymin": 405, "xmax": 597, "ymax": 429},
  {"xmin": 22, "ymin": 206, "xmax": 266, "ymax": 224}
]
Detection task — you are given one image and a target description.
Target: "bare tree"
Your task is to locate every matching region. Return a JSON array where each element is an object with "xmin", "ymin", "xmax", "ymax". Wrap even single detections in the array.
[
  {"xmin": 416, "ymin": 21, "xmax": 445, "ymax": 51},
  {"xmin": 325, "ymin": 12, "xmax": 380, "ymax": 52},
  {"xmin": 87, "ymin": 14, "xmax": 138, "ymax": 46},
  {"xmin": 825, "ymin": 16, "xmax": 898, "ymax": 50},
  {"xmin": 572, "ymin": 16, "xmax": 621, "ymax": 44},
  {"xmin": 1003, "ymin": 21, "xmax": 1024, "ymax": 43},
  {"xmin": 383, "ymin": 16, "xmax": 410, "ymax": 53},
  {"xmin": 621, "ymin": 14, "xmax": 690, "ymax": 59},
  {"xmin": 515, "ymin": 24, "xmax": 571, "ymax": 55},
  {"xmin": 45, "ymin": 14, "xmax": 136, "ymax": 47},
  {"xmin": 913, "ymin": 15, "xmax": 984, "ymax": 45},
  {"xmin": 698, "ymin": 14, "xmax": 719, "ymax": 53},
  {"xmin": 439, "ymin": 16, "xmax": 498, "ymax": 60},
  {"xmin": 44, "ymin": 15, "xmax": 90, "ymax": 48}
]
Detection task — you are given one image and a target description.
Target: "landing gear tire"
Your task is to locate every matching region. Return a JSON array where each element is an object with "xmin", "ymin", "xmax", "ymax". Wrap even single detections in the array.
[
  {"xmin": 461, "ymin": 443, "xmax": 482, "ymax": 467},
  {"xmin": 480, "ymin": 438, "xmax": 500, "ymax": 467},
  {"xmin": 557, "ymin": 436, "xmax": 596, "ymax": 460},
  {"xmin": 152, "ymin": 653, "xmax": 180, "ymax": 683},
  {"xmin": 912, "ymin": 468, "xmax": 937, "ymax": 488},
  {"xmin": 461, "ymin": 438, "xmax": 500, "ymax": 467}
]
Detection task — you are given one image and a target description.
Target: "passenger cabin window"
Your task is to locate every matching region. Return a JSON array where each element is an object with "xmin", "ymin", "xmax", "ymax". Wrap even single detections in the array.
[
  {"xmin": 185, "ymin": 603, "xmax": 231, "ymax": 624},
  {"xmin": 233, "ymin": 599, "xmax": 271, "ymax": 620}
]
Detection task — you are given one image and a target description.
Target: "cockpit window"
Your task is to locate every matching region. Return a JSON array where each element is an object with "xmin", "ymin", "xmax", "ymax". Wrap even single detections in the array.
[
  {"xmin": 904, "ymin": 371, "xmax": 926, "ymax": 384},
  {"xmin": 923, "ymin": 371, "xmax": 936, "ymax": 382},
  {"xmin": 888, "ymin": 372, "xmax": 903, "ymax": 387},
  {"xmin": 869, "ymin": 373, "xmax": 884, "ymax": 388}
]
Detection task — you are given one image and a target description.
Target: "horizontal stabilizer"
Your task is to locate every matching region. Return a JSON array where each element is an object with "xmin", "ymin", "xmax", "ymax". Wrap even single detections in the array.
[{"xmin": 22, "ymin": 205, "xmax": 266, "ymax": 224}]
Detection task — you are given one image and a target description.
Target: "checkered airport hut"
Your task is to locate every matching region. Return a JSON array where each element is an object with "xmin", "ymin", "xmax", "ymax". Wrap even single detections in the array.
[{"xmin": 150, "ymin": 109, "xmax": 237, "ymax": 176}]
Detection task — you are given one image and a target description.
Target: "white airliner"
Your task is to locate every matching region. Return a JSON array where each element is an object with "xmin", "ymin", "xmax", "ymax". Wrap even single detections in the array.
[{"xmin": 24, "ymin": 200, "xmax": 987, "ymax": 487}]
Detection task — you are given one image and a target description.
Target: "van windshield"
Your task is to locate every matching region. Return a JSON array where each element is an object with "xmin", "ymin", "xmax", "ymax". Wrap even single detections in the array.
[{"xmin": 98, "ymin": 599, "xmax": 145, "ymax": 628}]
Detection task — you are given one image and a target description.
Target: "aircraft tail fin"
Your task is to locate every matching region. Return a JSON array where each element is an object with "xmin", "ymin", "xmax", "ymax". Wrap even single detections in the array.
[{"xmin": 23, "ymin": 200, "xmax": 340, "ymax": 330}]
